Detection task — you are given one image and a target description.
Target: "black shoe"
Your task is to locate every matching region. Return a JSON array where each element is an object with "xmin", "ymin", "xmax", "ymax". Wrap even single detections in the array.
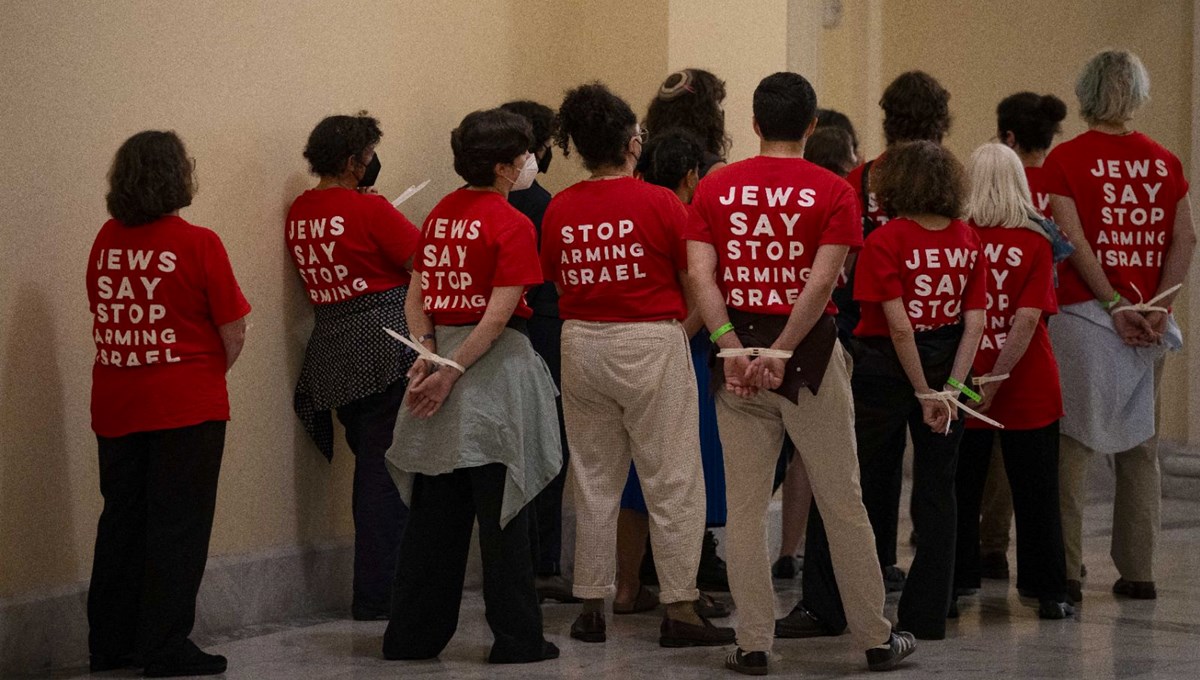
[
  {"xmin": 143, "ymin": 641, "xmax": 227, "ymax": 678},
  {"xmin": 1038, "ymin": 599, "xmax": 1075, "ymax": 619},
  {"xmin": 89, "ymin": 653, "xmax": 135, "ymax": 672},
  {"xmin": 570, "ymin": 611, "xmax": 606, "ymax": 643},
  {"xmin": 1112, "ymin": 578, "xmax": 1157, "ymax": 600},
  {"xmin": 771, "ymin": 556, "xmax": 799, "ymax": 579},
  {"xmin": 697, "ymin": 592, "xmax": 733, "ymax": 619},
  {"xmin": 1066, "ymin": 579, "xmax": 1083, "ymax": 605},
  {"xmin": 979, "ymin": 552, "xmax": 1010, "ymax": 580},
  {"xmin": 351, "ymin": 602, "xmax": 390, "ymax": 621},
  {"xmin": 774, "ymin": 603, "xmax": 841, "ymax": 638},
  {"xmin": 697, "ymin": 530, "xmax": 730, "ymax": 592},
  {"xmin": 1080, "ymin": 563, "xmax": 1088, "ymax": 578},
  {"xmin": 866, "ymin": 631, "xmax": 917, "ymax": 671},
  {"xmin": 660, "ymin": 614, "xmax": 737, "ymax": 647},
  {"xmin": 488, "ymin": 640, "xmax": 560, "ymax": 664},
  {"xmin": 882, "ymin": 565, "xmax": 907, "ymax": 594},
  {"xmin": 536, "ymin": 575, "xmax": 582, "ymax": 604},
  {"xmin": 725, "ymin": 648, "xmax": 769, "ymax": 676}
]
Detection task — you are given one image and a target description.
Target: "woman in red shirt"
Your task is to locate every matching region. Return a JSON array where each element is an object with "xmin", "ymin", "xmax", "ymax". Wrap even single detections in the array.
[
  {"xmin": 953, "ymin": 143, "xmax": 1073, "ymax": 620},
  {"xmin": 542, "ymin": 82, "xmax": 734, "ymax": 648},
  {"xmin": 286, "ymin": 113, "xmax": 422, "ymax": 621},
  {"xmin": 851, "ymin": 141, "xmax": 987, "ymax": 640},
  {"xmin": 381, "ymin": 108, "xmax": 561, "ymax": 664},
  {"xmin": 1045, "ymin": 50, "xmax": 1196, "ymax": 603},
  {"xmin": 87, "ymin": 131, "xmax": 250, "ymax": 677}
]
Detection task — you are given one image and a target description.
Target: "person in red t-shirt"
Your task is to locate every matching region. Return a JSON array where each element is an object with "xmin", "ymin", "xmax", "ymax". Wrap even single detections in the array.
[
  {"xmin": 689, "ymin": 72, "xmax": 913, "ymax": 675},
  {"xmin": 87, "ymin": 131, "xmax": 250, "ymax": 677},
  {"xmin": 1044, "ymin": 50, "xmax": 1196, "ymax": 604},
  {"xmin": 972, "ymin": 91, "xmax": 1071, "ymax": 582},
  {"xmin": 382, "ymin": 108, "xmax": 560, "ymax": 665},
  {"xmin": 286, "ymin": 113, "xmax": 422, "ymax": 622},
  {"xmin": 540, "ymin": 83, "xmax": 733, "ymax": 650},
  {"xmin": 850, "ymin": 140, "xmax": 987, "ymax": 640},
  {"xmin": 839, "ymin": 72, "xmax": 953, "ymax": 593},
  {"xmin": 951, "ymin": 143, "xmax": 1074, "ymax": 620}
]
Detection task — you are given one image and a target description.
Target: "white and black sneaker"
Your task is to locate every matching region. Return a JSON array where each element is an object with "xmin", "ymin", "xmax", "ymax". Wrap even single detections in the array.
[
  {"xmin": 725, "ymin": 648, "xmax": 769, "ymax": 676},
  {"xmin": 865, "ymin": 631, "xmax": 916, "ymax": 671}
]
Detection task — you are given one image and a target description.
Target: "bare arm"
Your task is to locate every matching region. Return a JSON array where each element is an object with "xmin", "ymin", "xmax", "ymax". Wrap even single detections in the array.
[
  {"xmin": 881, "ymin": 299, "xmax": 929, "ymax": 393},
  {"xmin": 688, "ymin": 240, "xmax": 754, "ymax": 397},
  {"xmin": 1050, "ymin": 195, "xmax": 1116, "ymax": 302},
  {"xmin": 948, "ymin": 309, "xmax": 985, "ymax": 389},
  {"xmin": 680, "ymin": 271, "xmax": 705, "ymax": 337},
  {"xmin": 219, "ymin": 317, "xmax": 247, "ymax": 371},
  {"xmin": 771, "ymin": 245, "xmax": 849, "ymax": 352},
  {"xmin": 974, "ymin": 307, "xmax": 1039, "ymax": 413},
  {"xmin": 1154, "ymin": 194, "xmax": 1196, "ymax": 308}
]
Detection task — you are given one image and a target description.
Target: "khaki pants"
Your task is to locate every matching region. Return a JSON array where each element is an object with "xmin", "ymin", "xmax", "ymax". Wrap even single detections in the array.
[
  {"xmin": 563, "ymin": 320, "xmax": 704, "ymax": 604},
  {"xmin": 717, "ymin": 348, "xmax": 891, "ymax": 652}
]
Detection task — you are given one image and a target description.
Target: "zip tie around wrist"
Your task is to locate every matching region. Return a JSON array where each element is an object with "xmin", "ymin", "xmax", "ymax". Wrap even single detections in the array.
[
  {"xmin": 383, "ymin": 327, "xmax": 465, "ymax": 374},
  {"xmin": 1112, "ymin": 283, "xmax": 1182, "ymax": 315},
  {"xmin": 717, "ymin": 347, "xmax": 794, "ymax": 359},
  {"xmin": 915, "ymin": 390, "xmax": 1004, "ymax": 434},
  {"xmin": 971, "ymin": 373, "xmax": 1010, "ymax": 386}
]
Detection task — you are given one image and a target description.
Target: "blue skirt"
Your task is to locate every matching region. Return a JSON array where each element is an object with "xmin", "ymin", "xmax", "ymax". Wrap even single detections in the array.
[{"xmin": 621, "ymin": 331, "xmax": 727, "ymax": 526}]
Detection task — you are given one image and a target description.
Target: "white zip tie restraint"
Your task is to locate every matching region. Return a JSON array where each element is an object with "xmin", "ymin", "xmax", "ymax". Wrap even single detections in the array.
[
  {"xmin": 972, "ymin": 373, "xmax": 1010, "ymax": 386},
  {"xmin": 717, "ymin": 347, "xmax": 794, "ymax": 359},
  {"xmin": 1112, "ymin": 283, "xmax": 1183, "ymax": 315},
  {"xmin": 383, "ymin": 327, "xmax": 465, "ymax": 374},
  {"xmin": 916, "ymin": 390, "xmax": 1005, "ymax": 434}
]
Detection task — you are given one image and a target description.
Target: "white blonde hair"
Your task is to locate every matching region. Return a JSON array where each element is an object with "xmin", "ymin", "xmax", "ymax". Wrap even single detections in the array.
[
  {"xmin": 1076, "ymin": 50, "xmax": 1150, "ymax": 125},
  {"xmin": 965, "ymin": 143, "xmax": 1037, "ymax": 228}
]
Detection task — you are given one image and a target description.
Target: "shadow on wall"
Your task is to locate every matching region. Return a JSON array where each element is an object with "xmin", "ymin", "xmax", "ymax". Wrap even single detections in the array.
[{"xmin": 0, "ymin": 285, "xmax": 80, "ymax": 596}]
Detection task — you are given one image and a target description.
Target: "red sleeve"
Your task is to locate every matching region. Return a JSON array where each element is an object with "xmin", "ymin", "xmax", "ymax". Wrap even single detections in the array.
[
  {"xmin": 540, "ymin": 200, "xmax": 563, "ymax": 282},
  {"xmin": 683, "ymin": 186, "xmax": 715, "ymax": 244},
  {"xmin": 1016, "ymin": 237, "xmax": 1058, "ymax": 314},
  {"xmin": 1040, "ymin": 146, "xmax": 1072, "ymax": 197},
  {"xmin": 820, "ymin": 181, "xmax": 865, "ymax": 251},
  {"xmin": 963, "ymin": 240, "xmax": 989, "ymax": 311},
  {"xmin": 494, "ymin": 217, "xmax": 544, "ymax": 287},
  {"xmin": 853, "ymin": 229, "xmax": 902, "ymax": 302},
  {"xmin": 368, "ymin": 196, "xmax": 421, "ymax": 269},
  {"xmin": 203, "ymin": 231, "xmax": 252, "ymax": 325}
]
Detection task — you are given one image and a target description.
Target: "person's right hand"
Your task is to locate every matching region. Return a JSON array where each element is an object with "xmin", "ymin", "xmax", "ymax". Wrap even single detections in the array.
[
  {"xmin": 407, "ymin": 358, "xmax": 431, "ymax": 391},
  {"xmin": 919, "ymin": 392, "xmax": 949, "ymax": 434},
  {"xmin": 724, "ymin": 355, "xmax": 758, "ymax": 398},
  {"xmin": 1112, "ymin": 309, "xmax": 1156, "ymax": 347}
]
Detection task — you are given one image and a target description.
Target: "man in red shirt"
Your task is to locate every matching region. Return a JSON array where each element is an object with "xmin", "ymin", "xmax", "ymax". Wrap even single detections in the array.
[{"xmin": 687, "ymin": 72, "xmax": 914, "ymax": 676}]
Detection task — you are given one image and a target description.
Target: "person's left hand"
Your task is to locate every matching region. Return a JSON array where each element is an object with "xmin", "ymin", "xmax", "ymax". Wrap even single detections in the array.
[
  {"xmin": 973, "ymin": 376, "xmax": 1002, "ymax": 414},
  {"xmin": 745, "ymin": 356, "xmax": 785, "ymax": 390},
  {"xmin": 406, "ymin": 367, "xmax": 461, "ymax": 418},
  {"xmin": 1143, "ymin": 311, "xmax": 1168, "ymax": 341}
]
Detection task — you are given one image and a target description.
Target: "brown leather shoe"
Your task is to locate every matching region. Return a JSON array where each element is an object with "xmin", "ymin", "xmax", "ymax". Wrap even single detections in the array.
[
  {"xmin": 1113, "ymin": 578, "xmax": 1157, "ymax": 600},
  {"xmin": 659, "ymin": 614, "xmax": 736, "ymax": 647},
  {"xmin": 570, "ymin": 611, "xmax": 606, "ymax": 643}
]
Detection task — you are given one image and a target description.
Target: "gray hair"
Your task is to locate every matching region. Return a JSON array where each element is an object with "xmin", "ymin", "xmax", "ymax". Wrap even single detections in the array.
[
  {"xmin": 965, "ymin": 143, "xmax": 1037, "ymax": 229},
  {"xmin": 1075, "ymin": 50, "xmax": 1150, "ymax": 125}
]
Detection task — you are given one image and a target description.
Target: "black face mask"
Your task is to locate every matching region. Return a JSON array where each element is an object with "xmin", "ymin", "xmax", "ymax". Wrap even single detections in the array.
[
  {"xmin": 357, "ymin": 153, "xmax": 381, "ymax": 187},
  {"xmin": 537, "ymin": 147, "xmax": 552, "ymax": 174}
]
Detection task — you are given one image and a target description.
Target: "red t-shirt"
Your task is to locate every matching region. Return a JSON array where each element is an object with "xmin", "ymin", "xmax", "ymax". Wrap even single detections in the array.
[
  {"xmin": 1025, "ymin": 165, "xmax": 1054, "ymax": 220},
  {"xmin": 1042, "ymin": 130, "xmax": 1190, "ymax": 306},
  {"xmin": 845, "ymin": 156, "xmax": 891, "ymax": 231},
  {"xmin": 285, "ymin": 188, "xmax": 420, "ymax": 305},
  {"xmin": 968, "ymin": 224, "xmax": 1063, "ymax": 430},
  {"xmin": 88, "ymin": 216, "xmax": 252, "ymax": 437},
  {"xmin": 416, "ymin": 188, "xmax": 543, "ymax": 325},
  {"xmin": 853, "ymin": 218, "xmax": 988, "ymax": 336},
  {"xmin": 686, "ymin": 156, "xmax": 863, "ymax": 316},
  {"xmin": 541, "ymin": 177, "xmax": 688, "ymax": 322}
]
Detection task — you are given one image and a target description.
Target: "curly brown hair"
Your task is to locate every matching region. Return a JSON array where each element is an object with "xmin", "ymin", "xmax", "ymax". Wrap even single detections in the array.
[
  {"xmin": 303, "ymin": 112, "xmax": 382, "ymax": 177},
  {"xmin": 645, "ymin": 69, "xmax": 730, "ymax": 158},
  {"xmin": 873, "ymin": 140, "xmax": 966, "ymax": 219},
  {"xmin": 880, "ymin": 71, "xmax": 951, "ymax": 145},
  {"xmin": 106, "ymin": 130, "xmax": 195, "ymax": 226}
]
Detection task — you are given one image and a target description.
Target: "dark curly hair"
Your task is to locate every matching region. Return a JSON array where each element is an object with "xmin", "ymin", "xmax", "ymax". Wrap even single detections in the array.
[
  {"xmin": 105, "ymin": 130, "xmax": 195, "ymax": 227},
  {"xmin": 753, "ymin": 72, "xmax": 818, "ymax": 142},
  {"xmin": 873, "ymin": 140, "xmax": 966, "ymax": 219},
  {"xmin": 645, "ymin": 69, "xmax": 730, "ymax": 158},
  {"xmin": 880, "ymin": 71, "xmax": 951, "ymax": 145},
  {"xmin": 303, "ymin": 112, "xmax": 382, "ymax": 177},
  {"xmin": 636, "ymin": 128, "xmax": 704, "ymax": 191},
  {"xmin": 555, "ymin": 82, "xmax": 638, "ymax": 172},
  {"xmin": 816, "ymin": 108, "xmax": 859, "ymax": 152},
  {"xmin": 997, "ymin": 92, "xmax": 1068, "ymax": 153},
  {"xmin": 499, "ymin": 100, "xmax": 557, "ymax": 151},
  {"xmin": 804, "ymin": 126, "xmax": 856, "ymax": 177},
  {"xmin": 450, "ymin": 108, "xmax": 532, "ymax": 187}
]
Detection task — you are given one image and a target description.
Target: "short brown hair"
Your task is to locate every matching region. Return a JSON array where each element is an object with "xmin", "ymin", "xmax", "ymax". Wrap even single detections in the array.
[
  {"xmin": 880, "ymin": 71, "xmax": 951, "ymax": 145},
  {"xmin": 873, "ymin": 140, "xmax": 966, "ymax": 219},
  {"xmin": 106, "ymin": 130, "xmax": 195, "ymax": 226}
]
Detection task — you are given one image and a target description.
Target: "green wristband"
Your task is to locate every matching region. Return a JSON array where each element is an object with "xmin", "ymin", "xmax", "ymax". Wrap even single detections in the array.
[
  {"xmin": 709, "ymin": 322, "xmax": 735, "ymax": 343},
  {"xmin": 947, "ymin": 377, "xmax": 981, "ymax": 403},
  {"xmin": 1100, "ymin": 291, "xmax": 1122, "ymax": 311}
]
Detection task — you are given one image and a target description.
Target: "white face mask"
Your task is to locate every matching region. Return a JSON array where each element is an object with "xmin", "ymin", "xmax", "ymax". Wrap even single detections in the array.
[{"xmin": 511, "ymin": 152, "xmax": 538, "ymax": 191}]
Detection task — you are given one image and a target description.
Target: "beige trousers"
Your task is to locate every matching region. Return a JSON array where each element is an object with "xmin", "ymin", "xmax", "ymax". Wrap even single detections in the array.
[
  {"xmin": 717, "ymin": 348, "xmax": 891, "ymax": 652},
  {"xmin": 563, "ymin": 319, "xmax": 704, "ymax": 604}
]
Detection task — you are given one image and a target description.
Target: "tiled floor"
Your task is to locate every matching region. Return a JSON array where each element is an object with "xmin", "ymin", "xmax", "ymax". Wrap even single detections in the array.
[{"xmin": 57, "ymin": 497, "xmax": 1200, "ymax": 679}]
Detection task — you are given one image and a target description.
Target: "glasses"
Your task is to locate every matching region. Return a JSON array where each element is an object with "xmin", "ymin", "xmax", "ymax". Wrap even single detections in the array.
[{"xmin": 634, "ymin": 127, "xmax": 649, "ymax": 144}]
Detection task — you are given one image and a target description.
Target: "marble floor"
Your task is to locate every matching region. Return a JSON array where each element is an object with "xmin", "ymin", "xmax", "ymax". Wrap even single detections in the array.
[{"xmin": 47, "ymin": 496, "xmax": 1200, "ymax": 679}]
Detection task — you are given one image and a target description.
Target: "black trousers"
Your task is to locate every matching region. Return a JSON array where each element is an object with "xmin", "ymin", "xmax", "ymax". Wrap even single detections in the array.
[
  {"xmin": 87, "ymin": 420, "xmax": 225, "ymax": 663},
  {"xmin": 383, "ymin": 463, "xmax": 546, "ymax": 662},
  {"xmin": 954, "ymin": 422, "xmax": 1066, "ymax": 600},
  {"xmin": 336, "ymin": 377, "xmax": 411, "ymax": 612},
  {"xmin": 527, "ymin": 313, "xmax": 569, "ymax": 576},
  {"xmin": 805, "ymin": 373, "xmax": 963, "ymax": 639}
]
